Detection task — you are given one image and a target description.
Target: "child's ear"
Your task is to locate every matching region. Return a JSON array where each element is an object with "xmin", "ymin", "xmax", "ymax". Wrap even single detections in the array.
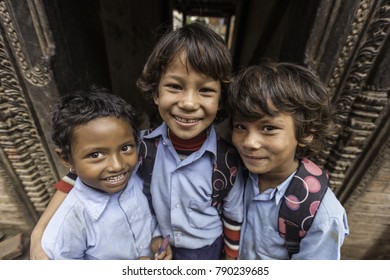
[
  {"xmin": 298, "ymin": 134, "xmax": 314, "ymax": 147},
  {"xmin": 54, "ymin": 147, "xmax": 72, "ymax": 170},
  {"xmin": 153, "ymin": 94, "xmax": 159, "ymax": 105}
]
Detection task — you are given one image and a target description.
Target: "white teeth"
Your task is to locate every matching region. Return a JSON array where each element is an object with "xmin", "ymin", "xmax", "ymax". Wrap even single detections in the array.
[
  {"xmin": 175, "ymin": 116, "xmax": 199, "ymax": 123},
  {"xmin": 107, "ymin": 174, "xmax": 124, "ymax": 182}
]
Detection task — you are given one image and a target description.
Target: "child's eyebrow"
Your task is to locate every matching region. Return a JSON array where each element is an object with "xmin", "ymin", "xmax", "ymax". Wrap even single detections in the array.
[
  {"xmin": 163, "ymin": 73, "xmax": 181, "ymax": 79},
  {"xmin": 77, "ymin": 144, "xmax": 107, "ymax": 152},
  {"xmin": 233, "ymin": 111, "xmax": 286, "ymax": 124},
  {"xmin": 261, "ymin": 114, "xmax": 289, "ymax": 125},
  {"xmin": 232, "ymin": 116, "xmax": 246, "ymax": 122},
  {"xmin": 78, "ymin": 137, "xmax": 136, "ymax": 151}
]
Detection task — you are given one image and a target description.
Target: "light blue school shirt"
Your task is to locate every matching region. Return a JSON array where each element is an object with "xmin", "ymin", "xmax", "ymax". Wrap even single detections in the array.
[
  {"xmin": 239, "ymin": 171, "xmax": 349, "ymax": 260},
  {"xmin": 41, "ymin": 169, "xmax": 159, "ymax": 260},
  {"xmin": 142, "ymin": 122, "xmax": 244, "ymax": 249}
]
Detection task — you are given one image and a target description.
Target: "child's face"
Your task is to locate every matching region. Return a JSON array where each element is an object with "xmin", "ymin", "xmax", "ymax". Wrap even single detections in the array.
[
  {"xmin": 68, "ymin": 116, "xmax": 138, "ymax": 193},
  {"xmin": 153, "ymin": 52, "xmax": 221, "ymax": 139},
  {"xmin": 231, "ymin": 111, "xmax": 299, "ymax": 180}
]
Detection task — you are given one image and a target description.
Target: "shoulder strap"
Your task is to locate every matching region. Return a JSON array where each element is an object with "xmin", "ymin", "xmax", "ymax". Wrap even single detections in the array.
[
  {"xmin": 278, "ymin": 158, "xmax": 329, "ymax": 258},
  {"xmin": 211, "ymin": 136, "xmax": 240, "ymax": 214},
  {"xmin": 138, "ymin": 129, "xmax": 159, "ymax": 215}
]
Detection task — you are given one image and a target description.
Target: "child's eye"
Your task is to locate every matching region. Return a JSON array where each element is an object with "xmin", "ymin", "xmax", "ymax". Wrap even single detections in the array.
[
  {"xmin": 121, "ymin": 145, "xmax": 134, "ymax": 152},
  {"xmin": 263, "ymin": 125, "xmax": 276, "ymax": 132},
  {"xmin": 199, "ymin": 87, "xmax": 215, "ymax": 94},
  {"xmin": 89, "ymin": 152, "xmax": 102, "ymax": 159},
  {"xmin": 233, "ymin": 123, "xmax": 246, "ymax": 131},
  {"xmin": 166, "ymin": 84, "xmax": 181, "ymax": 90}
]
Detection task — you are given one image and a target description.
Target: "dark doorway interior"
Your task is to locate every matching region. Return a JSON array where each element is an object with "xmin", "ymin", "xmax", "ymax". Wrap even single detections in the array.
[{"xmin": 41, "ymin": 0, "xmax": 320, "ymax": 126}]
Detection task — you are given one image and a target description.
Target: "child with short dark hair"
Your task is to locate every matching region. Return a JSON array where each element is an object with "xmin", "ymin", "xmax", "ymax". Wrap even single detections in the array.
[
  {"xmin": 227, "ymin": 61, "xmax": 349, "ymax": 259},
  {"xmin": 41, "ymin": 88, "xmax": 160, "ymax": 259},
  {"xmin": 31, "ymin": 23, "xmax": 244, "ymax": 260}
]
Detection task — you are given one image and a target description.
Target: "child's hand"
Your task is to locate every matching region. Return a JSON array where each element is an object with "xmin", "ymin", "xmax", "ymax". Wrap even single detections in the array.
[
  {"xmin": 224, "ymin": 254, "xmax": 237, "ymax": 260},
  {"xmin": 30, "ymin": 242, "xmax": 49, "ymax": 260},
  {"xmin": 151, "ymin": 236, "xmax": 172, "ymax": 260},
  {"xmin": 30, "ymin": 228, "xmax": 49, "ymax": 260}
]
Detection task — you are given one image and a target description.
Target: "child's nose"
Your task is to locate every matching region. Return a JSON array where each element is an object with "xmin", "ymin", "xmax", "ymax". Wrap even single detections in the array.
[
  {"xmin": 178, "ymin": 91, "xmax": 200, "ymax": 110},
  {"xmin": 242, "ymin": 133, "xmax": 262, "ymax": 150},
  {"xmin": 107, "ymin": 154, "xmax": 125, "ymax": 171}
]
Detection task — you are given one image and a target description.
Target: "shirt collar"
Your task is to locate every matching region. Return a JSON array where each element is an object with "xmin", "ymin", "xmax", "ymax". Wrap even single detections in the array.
[
  {"xmin": 274, "ymin": 172, "xmax": 296, "ymax": 204},
  {"xmin": 74, "ymin": 178, "xmax": 114, "ymax": 221},
  {"xmin": 143, "ymin": 122, "xmax": 217, "ymax": 161},
  {"xmin": 74, "ymin": 164, "xmax": 139, "ymax": 221},
  {"xmin": 248, "ymin": 171, "xmax": 296, "ymax": 205}
]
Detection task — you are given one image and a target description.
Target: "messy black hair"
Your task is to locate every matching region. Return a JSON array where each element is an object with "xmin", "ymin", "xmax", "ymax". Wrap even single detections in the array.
[
  {"xmin": 137, "ymin": 22, "xmax": 232, "ymax": 110},
  {"xmin": 227, "ymin": 61, "xmax": 336, "ymax": 158},
  {"xmin": 51, "ymin": 86, "xmax": 138, "ymax": 161}
]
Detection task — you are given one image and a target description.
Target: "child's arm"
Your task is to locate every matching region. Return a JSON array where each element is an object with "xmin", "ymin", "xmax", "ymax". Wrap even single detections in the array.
[
  {"xmin": 222, "ymin": 215, "xmax": 241, "ymax": 259},
  {"xmin": 30, "ymin": 189, "xmax": 69, "ymax": 259},
  {"xmin": 30, "ymin": 173, "xmax": 75, "ymax": 259},
  {"xmin": 222, "ymin": 167, "xmax": 245, "ymax": 260}
]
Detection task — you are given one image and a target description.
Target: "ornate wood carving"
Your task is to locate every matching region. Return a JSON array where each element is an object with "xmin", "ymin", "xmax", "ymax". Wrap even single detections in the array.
[
  {"xmin": 327, "ymin": 0, "xmax": 375, "ymax": 97},
  {"xmin": 0, "ymin": 0, "xmax": 54, "ymax": 86},
  {"xmin": 0, "ymin": 0, "xmax": 57, "ymax": 217},
  {"xmin": 343, "ymin": 109, "xmax": 390, "ymax": 210},
  {"xmin": 310, "ymin": 1, "xmax": 390, "ymax": 206}
]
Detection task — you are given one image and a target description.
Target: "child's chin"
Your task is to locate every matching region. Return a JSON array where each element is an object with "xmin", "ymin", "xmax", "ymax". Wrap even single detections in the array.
[
  {"xmin": 243, "ymin": 163, "xmax": 267, "ymax": 175},
  {"xmin": 101, "ymin": 181, "xmax": 128, "ymax": 193}
]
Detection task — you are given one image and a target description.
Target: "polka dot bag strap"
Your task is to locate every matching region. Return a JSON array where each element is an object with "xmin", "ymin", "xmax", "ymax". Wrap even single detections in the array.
[{"xmin": 278, "ymin": 158, "xmax": 329, "ymax": 258}]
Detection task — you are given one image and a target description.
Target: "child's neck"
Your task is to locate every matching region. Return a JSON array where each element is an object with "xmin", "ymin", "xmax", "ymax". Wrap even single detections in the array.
[
  {"xmin": 258, "ymin": 159, "xmax": 299, "ymax": 193},
  {"xmin": 168, "ymin": 129, "xmax": 207, "ymax": 155}
]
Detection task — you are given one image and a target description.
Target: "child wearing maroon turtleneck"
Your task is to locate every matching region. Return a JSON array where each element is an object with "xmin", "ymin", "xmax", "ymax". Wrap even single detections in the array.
[{"xmin": 30, "ymin": 23, "xmax": 244, "ymax": 260}]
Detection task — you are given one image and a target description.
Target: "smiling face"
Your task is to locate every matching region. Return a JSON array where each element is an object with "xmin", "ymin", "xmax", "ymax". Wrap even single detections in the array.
[
  {"xmin": 153, "ymin": 52, "xmax": 221, "ymax": 139},
  {"xmin": 231, "ymin": 111, "xmax": 301, "ymax": 187},
  {"xmin": 66, "ymin": 116, "xmax": 138, "ymax": 193}
]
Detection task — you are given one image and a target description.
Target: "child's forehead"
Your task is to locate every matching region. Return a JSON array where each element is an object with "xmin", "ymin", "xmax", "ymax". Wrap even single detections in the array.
[
  {"xmin": 168, "ymin": 50, "xmax": 195, "ymax": 71},
  {"xmin": 166, "ymin": 51, "xmax": 218, "ymax": 81},
  {"xmin": 233, "ymin": 110, "xmax": 294, "ymax": 127},
  {"xmin": 233, "ymin": 111, "xmax": 268, "ymax": 122},
  {"xmin": 168, "ymin": 51, "xmax": 188, "ymax": 67},
  {"xmin": 232, "ymin": 98, "xmax": 280, "ymax": 120},
  {"xmin": 73, "ymin": 116, "xmax": 134, "ymax": 134}
]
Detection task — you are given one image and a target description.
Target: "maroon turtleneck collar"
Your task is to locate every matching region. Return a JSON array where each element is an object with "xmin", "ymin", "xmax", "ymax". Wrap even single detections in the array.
[{"xmin": 168, "ymin": 129, "xmax": 207, "ymax": 154}]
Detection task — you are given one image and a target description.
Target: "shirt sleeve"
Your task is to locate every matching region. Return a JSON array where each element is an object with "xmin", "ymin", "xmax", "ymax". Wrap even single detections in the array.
[
  {"xmin": 222, "ymin": 215, "xmax": 241, "ymax": 259},
  {"xmin": 41, "ymin": 199, "xmax": 88, "ymax": 259},
  {"xmin": 292, "ymin": 190, "xmax": 349, "ymax": 260},
  {"xmin": 54, "ymin": 172, "xmax": 77, "ymax": 193},
  {"xmin": 152, "ymin": 224, "xmax": 162, "ymax": 239}
]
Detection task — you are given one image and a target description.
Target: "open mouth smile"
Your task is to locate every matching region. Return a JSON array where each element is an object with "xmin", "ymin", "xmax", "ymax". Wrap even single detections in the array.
[
  {"xmin": 106, "ymin": 174, "xmax": 125, "ymax": 183},
  {"xmin": 104, "ymin": 172, "xmax": 130, "ymax": 187},
  {"xmin": 174, "ymin": 115, "xmax": 201, "ymax": 124}
]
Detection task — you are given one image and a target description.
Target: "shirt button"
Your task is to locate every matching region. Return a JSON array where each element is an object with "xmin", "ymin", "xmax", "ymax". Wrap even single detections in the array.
[{"xmin": 175, "ymin": 203, "xmax": 180, "ymax": 208}]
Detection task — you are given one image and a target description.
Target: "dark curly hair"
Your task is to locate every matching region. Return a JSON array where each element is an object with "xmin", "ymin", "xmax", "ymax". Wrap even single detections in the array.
[
  {"xmin": 227, "ymin": 61, "xmax": 336, "ymax": 158},
  {"xmin": 51, "ymin": 86, "xmax": 138, "ymax": 161},
  {"xmin": 136, "ymin": 22, "xmax": 232, "ymax": 109}
]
